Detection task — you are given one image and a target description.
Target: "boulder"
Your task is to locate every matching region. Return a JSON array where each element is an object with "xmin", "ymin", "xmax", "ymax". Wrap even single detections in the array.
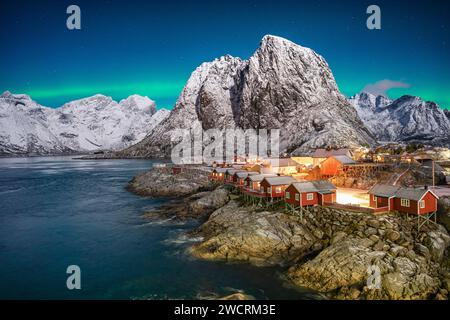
[
  {"xmin": 189, "ymin": 187, "xmax": 230, "ymax": 216},
  {"xmin": 189, "ymin": 201, "xmax": 323, "ymax": 266}
]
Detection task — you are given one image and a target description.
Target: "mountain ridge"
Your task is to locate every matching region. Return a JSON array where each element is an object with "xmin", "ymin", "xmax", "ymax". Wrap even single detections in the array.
[
  {"xmin": 0, "ymin": 91, "xmax": 170, "ymax": 156},
  {"xmin": 116, "ymin": 35, "xmax": 376, "ymax": 158}
]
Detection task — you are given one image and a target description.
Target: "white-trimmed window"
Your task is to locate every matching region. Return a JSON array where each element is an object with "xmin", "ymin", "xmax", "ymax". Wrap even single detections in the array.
[
  {"xmin": 419, "ymin": 200, "xmax": 425, "ymax": 209},
  {"xmin": 307, "ymin": 193, "xmax": 314, "ymax": 201},
  {"xmin": 267, "ymin": 186, "xmax": 272, "ymax": 194},
  {"xmin": 401, "ymin": 199, "xmax": 410, "ymax": 207},
  {"xmin": 373, "ymin": 195, "xmax": 377, "ymax": 202},
  {"xmin": 295, "ymin": 193, "xmax": 300, "ymax": 201},
  {"xmin": 260, "ymin": 186, "xmax": 265, "ymax": 193},
  {"xmin": 275, "ymin": 187, "xmax": 282, "ymax": 194},
  {"xmin": 286, "ymin": 191, "xmax": 290, "ymax": 199}
]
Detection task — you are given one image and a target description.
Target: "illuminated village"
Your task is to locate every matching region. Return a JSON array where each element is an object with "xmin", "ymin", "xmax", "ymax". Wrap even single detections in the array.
[{"xmin": 207, "ymin": 145, "xmax": 450, "ymax": 230}]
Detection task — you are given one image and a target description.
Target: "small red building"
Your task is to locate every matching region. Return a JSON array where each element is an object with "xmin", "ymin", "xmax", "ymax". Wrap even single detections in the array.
[
  {"xmin": 243, "ymin": 174, "xmax": 277, "ymax": 194},
  {"xmin": 284, "ymin": 180, "xmax": 337, "ymax": 207},
  {"xmin": 260, "ymin": 176, "xmax": 297, "ymax": 198},
  {"xmin": 233, "ymin": 171, "xmax": 258, "ymax": 187},
  {"xmin": 368, "ymin": 184, "xmax": 439, "ymax": 215},
  {"xmin": 320, "ymin": 155, "xmax": 356, "ymax": 176},
  {"xmin": 224, "ymin": 169, "xmax": 243, "ymax": 184},
  {"xmin": 211, "ymin": 168, "xmax": 227, "ymax": 181}
]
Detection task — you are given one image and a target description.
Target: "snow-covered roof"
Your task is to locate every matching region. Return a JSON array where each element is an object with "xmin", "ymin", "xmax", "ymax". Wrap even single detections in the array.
[
  {"xmin": 247, "ymin": 174, "xmax": 277, "ymax": 182},
  {"xmin": 235, "ymin": 171, "xmax": 258, "ymax": 179},
  {"xmin": 369, "ymin": 184, "xmax": 439, "ymax": 201},
  {"xmin": 332, "ymin": 155, "xmax": 356, "ymax": 165},
  {"xmin": 290, "ymin": 180, "xmax": 336, "ymax": 193},
  {"xmin": 368, "ymin": 184, "xmax": 400, "ymax": 198},
  {"xmin": 262, "ymin": 176, "xmax": 297, "ymax": 186}
]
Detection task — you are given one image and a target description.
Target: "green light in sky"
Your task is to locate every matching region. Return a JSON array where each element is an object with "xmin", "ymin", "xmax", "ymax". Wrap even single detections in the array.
[{"xmin": 22, "ymin": 81, "xmax": 186, "ymax": 107}]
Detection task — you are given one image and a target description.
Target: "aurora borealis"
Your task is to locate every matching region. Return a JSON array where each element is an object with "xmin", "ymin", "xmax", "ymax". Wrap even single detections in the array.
[{"xmin": 0, "ymin": 0, "xmax": 449, "ymax": 109}]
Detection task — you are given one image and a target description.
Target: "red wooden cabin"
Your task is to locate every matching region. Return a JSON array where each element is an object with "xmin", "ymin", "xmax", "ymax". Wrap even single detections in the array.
[
  {"xmin": 260, "ymin": 176, "xmax": 297, "ymax": 198},
  {"xmin": 233, "ymin": 171, "xmax": 258, "ymax": 187},
  {"xmin": 211, "ymin": 168, "xmax": 227, "ymax": 181},
  {"xmin": 368, "ymin": 184, "xmax": 439, "ymax": 215},
  {"xmin": 320, "ymin": 155, "xmax": 356, "ymax": 176},
  {"xmin": 243, "ymin": 174, "xmax": 276, "ymax": 194},
  {"xmin": 285, "ymin": 180, "xmax": 337, "ymax": 207}
]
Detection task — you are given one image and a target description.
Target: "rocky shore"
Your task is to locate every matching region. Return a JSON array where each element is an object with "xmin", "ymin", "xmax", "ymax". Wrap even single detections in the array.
[
  {"xmin": 189, "ymin": 199, "xmax": 450, "ymax": 300},
  {"xmin": 127, "ymin": 167, "xmax": 450, "ymax": 300},
  {"xmin": 127, "ymin": 166, "xmax": 215, "ymax": 197}
]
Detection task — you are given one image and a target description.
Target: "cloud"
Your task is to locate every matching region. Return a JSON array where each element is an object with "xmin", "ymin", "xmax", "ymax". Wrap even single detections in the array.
[{"xmin": 362, "ymin": 80, "xmax": 411, "ymax": 97}]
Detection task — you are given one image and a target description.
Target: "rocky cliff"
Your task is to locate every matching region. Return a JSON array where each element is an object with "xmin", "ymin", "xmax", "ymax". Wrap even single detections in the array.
[{"xmin": 118, "ymin": 35, "xmax": 375, "ymax": 158}]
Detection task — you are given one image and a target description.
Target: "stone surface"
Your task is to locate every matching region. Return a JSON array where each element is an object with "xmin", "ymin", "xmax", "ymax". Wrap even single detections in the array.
[{"xmin": 127, "ymin": 166, "xmax": 214, "ymax": 197}]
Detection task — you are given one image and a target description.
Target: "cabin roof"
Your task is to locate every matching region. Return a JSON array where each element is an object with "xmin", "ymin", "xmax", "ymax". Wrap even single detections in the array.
[
  {"xmin": 213, "ymin": 168, "xmax": 228, "ymax": 173},
  {"xmin": 262, "ymin": 176, "xmax": 297, "ymax": 186},
  {"xmin": 313, "ymin": 148, "xmax": 350, "ymax": 158},
  {"xmin": 235, "ymin": 171, "xmax": 258, "ymax": 179},
  {"xmin": 290, "ymin": 180, "xmax": 336, "ymax": 193},
  {"xmin": 395, "ymin": 188, "xmax": 435, "ymax": 201},
  {"xmin": 369, "ymin": 184, "xmax": 439, "ymax": 201},
  {"xmin": 331, "ymin": 155, "xmax": 357, "ymax": 165},
  {"xmin": 264, "ymin": 158, "xmax": 298, "ymax": 167},
  {"xmin": 368, "ymin": 184, "xmax": 400, "ymax": 197},
  {"xmin": 225, "ymin": 169, "xmax": 244, "ymax": 175},
  {"xmin": 247, "ymin": 174, "xmax": 277, "ymax": 182}
]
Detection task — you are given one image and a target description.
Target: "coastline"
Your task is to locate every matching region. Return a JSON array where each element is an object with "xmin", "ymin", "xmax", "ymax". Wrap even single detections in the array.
[{"xmin": 127, "ymin": 166, "xmax": 450, "ymax": 300}]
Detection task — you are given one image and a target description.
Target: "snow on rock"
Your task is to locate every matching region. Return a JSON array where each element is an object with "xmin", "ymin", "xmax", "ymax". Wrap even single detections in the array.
[
  {"xmin": 0, "ymin": 91, "xmax": 169, "ymax": 155},
  {"xmin": 119, "ymin": 35, "xmax": 376, "ymax": 158},
  {"xmin": 349, "ymin": 92, "xmax": 450, "ymax": 146}
]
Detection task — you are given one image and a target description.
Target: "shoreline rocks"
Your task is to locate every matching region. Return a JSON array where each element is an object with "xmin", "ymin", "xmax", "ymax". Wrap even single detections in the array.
[
  {"xmin": 126, "ymin": 167, "xmax": 450, "ymax": 300},
  {"xmin": 188, "ymin": 198, "xmax": 450, "ymax": 300},
  {"xmin": 127, "ymin": 166, "xmax": 215, "ymax": 197},
  {"xmin": 189, "ymin": 201, "xmax": 324, "ymax": 266},
  {"xmin": 142, "ymin": 187, "xmax": 231, "ymax": 221}
]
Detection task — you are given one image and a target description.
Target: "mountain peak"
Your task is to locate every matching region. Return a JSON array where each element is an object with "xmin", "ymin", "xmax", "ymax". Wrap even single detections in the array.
[{"xmin": 119, "ymin": 95, "xmax": 156, "ymax": 115}]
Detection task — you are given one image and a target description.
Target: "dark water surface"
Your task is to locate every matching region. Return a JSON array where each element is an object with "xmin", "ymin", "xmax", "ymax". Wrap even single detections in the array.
[{"xmin": 0, "ymin": 157, "xmax": 317, "ymax": 299}]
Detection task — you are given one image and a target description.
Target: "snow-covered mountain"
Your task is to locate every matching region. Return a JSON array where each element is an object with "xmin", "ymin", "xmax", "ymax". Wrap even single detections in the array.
[
  {"xmin": 0, "ymin": 91, "xmax": 169, "ymax": 155},
  {"xmin": 118, "ymin": 35, "xmax": 375, "ymax": 158},
  {"xmin": 349, "ymin": 92, "xmax": 450, "ymax": 145},
  {"xmin": 445, "ymin": 109, "xmax": 450, "ymax": 121}
]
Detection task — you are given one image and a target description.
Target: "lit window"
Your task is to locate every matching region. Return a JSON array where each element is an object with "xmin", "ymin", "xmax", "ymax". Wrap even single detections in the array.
[
  {"xmin": 275, "ymin": 187, "xmax": 282, "ymax": 193},
  {"xmin": 307, "ymin": 193, "xmax": 314, "ymax": 201},
  {"xmin": 401, "ymin": 199, "xmax": 410, "ymax": 207},
  {"xmin": 419, "ymin": 200, "xmax": 425, "ymax": 209},
  {"xmin": 286, "ymin": 192, "xmax": 290, "ymax": 199},
  {"xmin": 295, "ymin": 193, "xmax": 300, "ymax": 201}
]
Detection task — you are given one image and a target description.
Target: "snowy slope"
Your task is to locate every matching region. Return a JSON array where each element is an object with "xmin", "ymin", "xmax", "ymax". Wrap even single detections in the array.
[
  {"xmin": 118, "ymin": 35, "xmax": 375, "ymax": 158},
  {"xmin": 349, "ymin": 92, "xmax": 450, "ymax": 145},
  {"xmin": 0, "ymin": 91, "xmax": 169, "ymax": 155}
]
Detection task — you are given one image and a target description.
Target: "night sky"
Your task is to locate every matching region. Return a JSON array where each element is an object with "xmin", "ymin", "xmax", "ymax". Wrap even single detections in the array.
[{"xmin": 0, "ymin": 0, "xmax": 449, "ymax": 109}]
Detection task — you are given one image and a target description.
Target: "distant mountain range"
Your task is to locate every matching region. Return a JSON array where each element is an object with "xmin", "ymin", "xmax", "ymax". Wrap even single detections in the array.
[
  {"xmin": 348, "ymin": 92, "xmax": 450, "ymax": 146},
  {"xmin": 0, "ymin": 91, "xmax": 169, "ymax": 156},
  {"xmin": 1, "ymin": 35, "xmax": 448, "ymax": 157}
]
